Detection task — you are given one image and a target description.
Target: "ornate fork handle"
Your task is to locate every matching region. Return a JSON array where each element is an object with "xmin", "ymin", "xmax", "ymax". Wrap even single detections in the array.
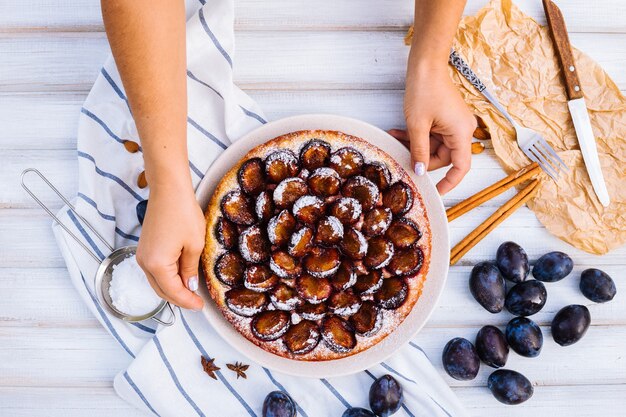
[{"xmin": 449, "ymin": 49, "xmax": 517, "ymax": 128}]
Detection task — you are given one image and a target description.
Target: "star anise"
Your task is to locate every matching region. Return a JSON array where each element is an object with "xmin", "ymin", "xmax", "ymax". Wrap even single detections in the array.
[
  {"xmin": 226, "ymin": 362, "xmax": 249, "ymax": 379},
  {"xmin": 201, "ymin": 356, "xmax": 220, "ymax": 380}
]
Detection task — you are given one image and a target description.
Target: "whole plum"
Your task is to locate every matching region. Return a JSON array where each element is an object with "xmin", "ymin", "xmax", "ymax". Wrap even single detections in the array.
[
  {"xmin": 475, "ymin": 325, "xmax": 509, "ymax": 368},
  {"xmin": 469, "ymin": 262, "xmax": 506, "ymax": 313},
  {"xmin": 496, "ymin": 242, "xmax": 529, "ymax": 283},
  {"xmin": 262, "ymin": 391, "xmax": 297, "ymax": 417},
  {"xmin": 369, "ymin": 374, "xmax": 403, "ymax": 417},
  {"xmin": 532, "ymin": 251, "xmax": 573, "ymax": 282},
  {"xmin": 488, "ymin": 369, "xmax": 534, "ymax": 405},
  {"xmin": 342, "ymin": 408, "xmax": 376, "ymax": 417},
  {"xmin": 580, "ymin": 269, "xmax": 616, "ymax": 303},
  {"xmin": 551, "ymin": 304, "xmax": 591, "ymax": 346},
  {"xmin": 505, "ymin": 317, "xmax": 543, "ymax": 358},
  {"xmin": 505, "ymin": 280, "xmax": 547, "ymax": 316},
  {"xmin": 442, "ymin": 337, "xmax": 480, "ymax": 380}
]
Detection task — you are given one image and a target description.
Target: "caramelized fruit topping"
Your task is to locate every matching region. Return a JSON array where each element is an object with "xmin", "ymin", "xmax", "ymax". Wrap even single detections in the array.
[
  {"xmin": 374, "ymin": 277, "xmax": 408, "ymax": 310},
  {"xmin": 292, "ymin": 195, "xmax": 325, "ymax": 224},
  {"xmin": 215, "ymin": 216, "xmax": 239, "ymax": 249},
  {"xmin": 296, "ymin": 274, "xmax": 333, "ymax": 304},
  {"xmin": 215, "ymin": 252, "xmax": 246, "ymax": 287},
  {"xmin": 300, "ymin": 140, "xmax": 331, "ymax": 170},
  {"xmin": 321, "ymin": 316, "xmax": 357, "ymax": 353},
  {"xmin": 329, "ymin": 197, "xmax": 362, "ymax": 225},
  {"xmin": 340, "ymin": 228, "xmax": 368, "ymax": 260},
  {"xmin": 297, "ymin": 302, "xmax": 327, "ymax": 321},
  {"xmin": 265, "ymin": 150, "xmax": 299, "ymax": 183},
  {"xmin": 383, "ymin": 182, "xmax": 414, "ymax": 215},
  {"xmin": 349, "ymin": 301, "xmax": 383, "ymax": 337},
  {"xmin": 385, "ymin": 218, "xmax": 421, "ymax": 248},
  {"xmin": 255, "ymin": 191, "xmax": 274, "ymax": 223},
  {"xmin": 353, "ymin": 270, "xmax": 383, "ymax": 295},
  {"xmin": 221, "ymin": 190, "xmax": 256, "ymax": 225},
  {"xmin": 362, "ymin": 207, "xmax": 393, "ymax": 237},
  {"xmin": 315, "ymin": 216, "xmax": 344, "ymax": 246},
  {"xmin": 362, "ymin": 162, "xmax": 391, "ymax": 190},
  {"xmin": 270, "ymin": 251, "xmax": 302, "ymax": 279},
  {"xmin": 341, "ymin": 176, "xmax": 379, "ymax": 211},
  {"xmin": 331, "ymin": 261, "xmax": 358, "ymax": 291},
  {"xmin": 330, "ymin": 147, "xmax": 364, "ymax": 178},
  {"xmin": 251, "ymin": 310, "xmax": 291, "ymax": 341},
  {"xmin": 388, "ymin": 247, "xmax": 423, "ymax": 277},
  {"xmin": 364, "ymin": 237, "xmax": 394, "ymax": 270},
  {"xmin": 308, "ymin": 167, "xmax": 341, "ymax": 197},
  {"xmin": 328, "ymin": 290, "xmax": 362, "ymax": 316},
  {"xmin": 239, "ymin": 225, "xmax": 270, "ymax": 263},
  {"xmin": 288, "ymin": 227, "xmax": 314, "ymax": 258},
  {"xmin": 303, "ymin": 247, "xmax": 341, "ymax": 278},
  {"xmin": 284, "ymin": 320, "xmax": 321, "ymax": 354},
  {"xmin": 273, "ymin": 177, "xmax": 308, "ymax": 209},
  {"xmin": 238, "ymin": 157, "xmax": 266, "ymax": 195},
  {"xmin": 270, "ymin": 283, "xmax": 304, "ymax": 311},
  {"xmin": 267, "ymin": 210, "xmax": 296, "ymax": 247},
  {"xmin": 244, "ymin": 265, "xmax": 279, "ymax": 293},
  {"xmin": 225, "ymin": 288, "xmax": 268, "ymax": 317}
]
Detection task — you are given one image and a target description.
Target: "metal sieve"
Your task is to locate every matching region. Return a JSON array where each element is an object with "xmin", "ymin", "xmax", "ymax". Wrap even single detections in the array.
[{"xmin": 21, "ymin": 168, "xmax": 175, "ymax": 326}]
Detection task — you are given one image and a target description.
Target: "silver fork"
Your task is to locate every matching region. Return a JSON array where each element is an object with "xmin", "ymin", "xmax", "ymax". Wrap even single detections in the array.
[{"xmin": 449, "ymin": 50, "xmax": 568, "ymax": 181}]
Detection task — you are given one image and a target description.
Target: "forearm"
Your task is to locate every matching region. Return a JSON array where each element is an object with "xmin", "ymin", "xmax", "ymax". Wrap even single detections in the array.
[
  {"xmin": 410, "ymin": 0, "xmax": 466, "ymax": 68},
  {"xmin": 101, "ymin": 0, "xmax": 190, "ymax": 192}
]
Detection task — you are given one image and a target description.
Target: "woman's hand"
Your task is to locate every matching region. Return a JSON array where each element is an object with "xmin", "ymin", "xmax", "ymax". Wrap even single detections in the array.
[
  {"xmin": 400, "ymin": 61, "xmax": 476, "ymax": 195},
  {"xmin": 136, "ymin": 183, "xmax": 205, "ymax": 311}
]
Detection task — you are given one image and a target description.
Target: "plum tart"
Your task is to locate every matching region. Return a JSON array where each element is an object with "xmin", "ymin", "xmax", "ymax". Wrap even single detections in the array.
[{"xmin": 202, "ymin": 130, "xmax": 431, "ymax": 360}]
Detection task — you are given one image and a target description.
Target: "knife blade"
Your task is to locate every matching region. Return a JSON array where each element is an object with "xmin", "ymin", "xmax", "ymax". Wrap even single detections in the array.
[{"xmin": 542, "ymin": 0, "xmax": 610, "ymax": 207}]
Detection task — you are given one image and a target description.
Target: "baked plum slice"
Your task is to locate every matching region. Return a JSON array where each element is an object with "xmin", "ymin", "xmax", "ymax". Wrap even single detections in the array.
[
  {"xmin": 382, "ymin": 182, "xmax": 414, "ymax": 216},
  {"xmin": 374, "ymin": 277, "xmax": 408, "ymax": 310},
  {"xmin": 270, "ymin": 251, "xmax": 302, "ymax": 279},
  {"xmin": 264, "ymin": 150, "xmax": 299, "ymax": 183},
  {"xmin": 328, "ymin": 290, "xmax": 362, "ymax": 316},
  {"xmin": 363, "ymin": 237, "xmax": 394, "ymax": 270},
  {"xmin": 331, "ymin": 261, "xmax": 358, "ymax": 291},
  {"xmin": 300, "ymin": 140, "xmax": 331, "ymax": 170},
  {"xmin": 297, "ymin": 302, "xmax": 327, "ymax": 321},
  {"xmin": 244, "ymin": 265, "xmax": 279, "ymax": 293},
  {"xmin": 329, "ymin": 197, "xmax": 362, "ymax": 225},
  {"xmin": 388, "ymin": 247, "xmax": 424, "ymax": 277},
  {"xmin": 350, "ymin": 301, "xmax": 383, "ymax": 337},
  {"xmin": 362, "ymin": 207, "xmax": 393, "ymax": 237},
  {"xmin": 225, "ymin": 288, "xmax": 268, "ymax": 317},
  {"xmin": 239, "ymin": 225, "xmax": 270, "ymax": 263},
  {"xmin": 315, "ymin": 216, "xmax": 344, "ymax": 246},
  {"xmin": 296, "ymin": 274, "xmax": 333, "ymax": 304},
  {"xmin": 308, "ymin": 167, "xmax": 341, "ymax": 197},
  {"xmin": 215, "ymin": 216, "xmax": 238, "ymax": 249},
  {"xmin": 288, "ymin": 227, "xmax": 314, "ymax": 258},
  {"xmin": 267, "ymin": 210, "xmax": 296, "ymax": 247},
  {"xmin": 221, "ymin": 190, "xmax": 256, "ymax": 225},
  {"xmin": 321, "ymin": 316, "xmax": 357, "ymax": 353},
  {"xmin": 273, "ymin": 177, "xmax": 308, "ymax": 209},
  {"xmin": 353, "ymin": 270, "xmax": 383, "ymax": 295},
  {"xmin": 329, "ymin": 147, "xmax": 364, "ymax": 178},
  {"xmin": 214, "ymin": 251, "xmax": 245, "ymax": 286},
  {"xmin": 251, "ymin": 310, "xmax": 291, "ymax": 341},
  {"xmin": 292, "ymin": 195, "xmax": 325, "ymax": 225},
  {"xmin": 270, "ymin": 283, "xmax": 304, "ymax": 311},
  {"xmin": 303, "ymin": 247, "xmax": 341, "ymax": 278},
  {"xmin": 340, "ymin": 228, "xmax": 368, "ymax": 260},
  {"xmin": 385, "ymin": 218, "xmax": 421, "ymax": 248},
  {"xmin": 341, "ymin": 176, "xmax": 380, "ymax": 211},
  {"xmin": 362, "ymin": 162, "xmax": 391, "ymax": 190},
  {"xmin": 237, "ymin": 157, "xmax": 266, "ymax": 195},
  {"xmin": 284, "ymin": 320, "xmax": 321, "ymax": 355},
  {"xmin": 255, "ymin": 191, "xmax": 274, "ymax": 223}
]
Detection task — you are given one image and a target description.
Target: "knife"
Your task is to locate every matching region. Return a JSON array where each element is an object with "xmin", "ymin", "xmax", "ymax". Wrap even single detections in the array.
[{"xmin": 542, "ymin": 0, "xmax": 610, "ymax": 207}]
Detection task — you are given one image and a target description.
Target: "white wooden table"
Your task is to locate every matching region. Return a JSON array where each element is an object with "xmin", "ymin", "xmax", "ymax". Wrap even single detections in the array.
[{"xmin": 1, "ymin": 1, "xmax": 624, "ymax": 416}]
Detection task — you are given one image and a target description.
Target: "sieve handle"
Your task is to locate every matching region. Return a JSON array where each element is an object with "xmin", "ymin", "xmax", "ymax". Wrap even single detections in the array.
[
  {"xmin": 21, "ymin": 168, "xmax": 115, "ymax": 262},
  {"xmin": 151, "ymin": 302, "xmax": 176, "ymax": 327}
]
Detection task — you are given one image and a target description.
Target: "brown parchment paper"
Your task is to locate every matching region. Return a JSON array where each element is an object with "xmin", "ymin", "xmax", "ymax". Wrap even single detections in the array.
[{"xmin": 413, "ymin": 0, "xmax": 626, "ymax": 254}]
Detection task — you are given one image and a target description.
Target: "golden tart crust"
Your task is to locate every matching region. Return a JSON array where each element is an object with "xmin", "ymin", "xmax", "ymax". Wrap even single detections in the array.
[{"xmin": 202, "ymin": 130, "xmax": 431, "ymax": 361}]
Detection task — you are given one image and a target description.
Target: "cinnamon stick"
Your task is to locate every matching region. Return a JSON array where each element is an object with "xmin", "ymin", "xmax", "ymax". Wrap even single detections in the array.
[
  {"xmin": 450, "ymin": 179, "xmax": 539, "ymax": 265},
  {"xmin": 447, "ymin": 163, "xmax": 540, "ymax": 222}
]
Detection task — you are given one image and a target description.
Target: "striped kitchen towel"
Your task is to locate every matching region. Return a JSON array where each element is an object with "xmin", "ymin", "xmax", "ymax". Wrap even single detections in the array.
[{"xmin": 52, "ymin": 0, "xmax": 468, "ymax": 415}]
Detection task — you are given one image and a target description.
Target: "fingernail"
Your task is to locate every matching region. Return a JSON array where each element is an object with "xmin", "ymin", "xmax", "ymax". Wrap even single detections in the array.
[
  {"xmin": 414, "ymin": 162, "xmax": 426, "ymax": 176},
  {"xmin": 187, "ymin": 275, "xmax": 199, "ymax": 292}
]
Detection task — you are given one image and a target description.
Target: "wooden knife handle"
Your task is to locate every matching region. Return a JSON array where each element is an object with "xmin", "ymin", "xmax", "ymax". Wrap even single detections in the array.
[{"xmin": 542, "ymin": 0, "xmax": 584, "ymax": 100}]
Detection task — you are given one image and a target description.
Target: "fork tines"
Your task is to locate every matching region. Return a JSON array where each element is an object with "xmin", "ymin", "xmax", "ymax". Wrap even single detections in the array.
[{"xmin": 523, "ymin": 135, "xmax": 568, "ymax": 181}]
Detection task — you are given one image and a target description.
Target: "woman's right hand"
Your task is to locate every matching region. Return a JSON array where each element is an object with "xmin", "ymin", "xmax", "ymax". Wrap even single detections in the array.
[{"xmin": 136, "ymin": 182, "xmax": 205, "ymax": 311}]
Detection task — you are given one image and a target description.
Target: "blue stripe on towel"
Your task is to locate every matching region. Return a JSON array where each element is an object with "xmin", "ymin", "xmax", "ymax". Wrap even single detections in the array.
[
  {"xmin": 153, "ymin": 337, "xmax": 206, "ymax": 417},
  {"xmin": 67, "ymin": 210, "xmax": 106, "ymax": 260},
  {"xmin": 178, "ymin": 312, "xmax": 257, "ymax": 417},
  {"xmin": 77, "ymin": 150, "xmax": 144, "ymax": 201},
  {"xmin": 380, "ymin": 363, "xmax": 417, "ymax": 384},
  {"xmin": 77, "ymin": 192, "xmax": 116, "ymax": 222},
  {"xmin": 130, "ymin": 321, "xmax": 157, "ymax": 334},
  {"xmin": 189, "ymin": 160, "xmax": 205, "ymax": 179},
  {"xmin": 123, "ymin": 371, "xmax": 161, "ymax": 416},
  {"xmin": 239, "ymin": 105, "xmax": 267, "ymax": 124},
  {"xmin": 81, "ymin": 108, "xmax": 125, "ymax": 145},
  {"xmin": 101, "ymin": 68, "xmax": 131, "ymax": 109},
  {"xmin": 408, "ymin": 341, "xmax": 429, "ymax": 359},
  {"xmin": 262, "ymin": 368, "xmax": 308, "ymax": 417},
  {"xmin": 320, "ymin": 379, "xmax": 351, "ymax": 409},
  {"xmin": 115, "ymin": 227, "xmax": 140, "ymax": 242},
  {"xmin": 198, "ymin": 8, "xmax": 233, "ymax": 68},
  {"xmin": 187, "ymin": 70, "xmax": 223, "ymax": 99},
  {"xmin": 187, "ymin": 117, "xmax": 228, "ymax": 150}
]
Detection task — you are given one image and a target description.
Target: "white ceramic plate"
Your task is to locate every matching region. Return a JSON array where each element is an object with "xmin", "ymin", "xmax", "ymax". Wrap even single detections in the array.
[{"xmin": 195, "ymin": 114, "xmax": 449, "ymax": 378}]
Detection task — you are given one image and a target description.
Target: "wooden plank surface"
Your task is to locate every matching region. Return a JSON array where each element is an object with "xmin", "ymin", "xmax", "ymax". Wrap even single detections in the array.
[{"xmin": 1, "ymin": 0, "xmax": 625, "ymax": 416}]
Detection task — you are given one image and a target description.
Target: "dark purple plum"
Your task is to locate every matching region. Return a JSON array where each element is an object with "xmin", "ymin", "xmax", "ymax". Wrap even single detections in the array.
[
  {"xmin": 442, "ymin": 337, "xmax": 480, "ymax": 380},
  {"xmin": 505, "ymin": 317, "xmax": 543, "ymax": 358},
  {"xmin": 469, "ymin": 262, "xmax": 506, "ymax": 313},
  {"xmin": 551, "ymin": 304, "xmax": 591, "ymax": 346},
  {"xmin": 136, "ymin": 199, "xmax": 148, "ymax": 225},
  {"xmin": 488, "ymin": 369, "xmax": 533, "ymax": 405},
  {"xmin": 505, "ymin": 280, "xmax": 547, "ymax": 316},
  {"xmin": 369, "ymin": 374, "xmax": 403, "ymax": 417},
  {"xmin": 580, "ymin": 269, "xmax": 616, "ymax": 303},
  {"xmin": 496, "ymin": 241, "xmax": 529, "ymax": 283},
  {"xmin": 532, "ymin": 251, "xmax": 573, "ymax": 282},
  {"xmin": 475, "ymin": 325, "xmax": 509, "ymax": 368},
  {"xmin": 342, "ymin": 407, "xmax": 376, "ymax": 417},
  {"xmin": 262, "ymin": 391, "xmax": 296, "ymax": 417}
]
